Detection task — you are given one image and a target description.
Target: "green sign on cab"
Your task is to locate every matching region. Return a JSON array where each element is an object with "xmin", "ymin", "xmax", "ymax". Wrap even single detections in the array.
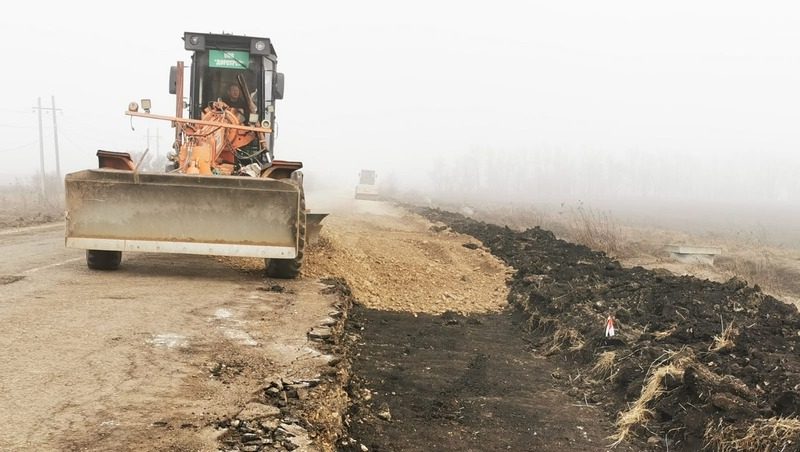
[{"xmin": 209, "ymin": 50, "xmax": 250, "ymax": 69}]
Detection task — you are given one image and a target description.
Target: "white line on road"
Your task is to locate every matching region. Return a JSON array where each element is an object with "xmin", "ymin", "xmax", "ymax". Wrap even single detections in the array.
[{"xmin": 23, "ymin": 257, "xmax": 82, "ymax": 274}]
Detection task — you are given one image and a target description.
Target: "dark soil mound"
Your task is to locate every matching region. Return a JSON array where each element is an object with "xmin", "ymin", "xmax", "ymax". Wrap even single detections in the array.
[{"xmin": 418, "ymin": 207, "xmax": 800, "ymax": 451}]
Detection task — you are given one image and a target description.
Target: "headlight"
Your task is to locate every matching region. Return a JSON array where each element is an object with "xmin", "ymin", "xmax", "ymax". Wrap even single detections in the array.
[
  {"xmin": 184, "ymin": 33, "xmax": 205, "ymax": 51},
  {"xmin": 251, "ymin": 38, "xmax": 271, "ymax": 55}
]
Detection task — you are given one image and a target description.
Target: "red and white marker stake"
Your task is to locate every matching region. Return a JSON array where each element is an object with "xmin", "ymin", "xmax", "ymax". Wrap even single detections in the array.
[{"xmin": 605, "ymin": 315, "xmax": 615, "ymax": 337}]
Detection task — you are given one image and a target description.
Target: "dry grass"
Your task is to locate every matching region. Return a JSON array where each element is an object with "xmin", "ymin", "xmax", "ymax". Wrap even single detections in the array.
[
  {"xmin": 653, "ymin": 325, "xmax": 677, "ymax": 341},
  {"xmin": 609, "ymin": 350, "xmax": 693, "ymax": 447},
  {"xmin": 0, "ymin": 176, "xmax": 64, "ymax": 227},
  {"xmin": 545, "ymin": 327, "xmax": 585, "ymax": 355},
  {"xmin": 716, "ymin": 253, "xmax": 800, "ymax": 300},
  {"xmin": 526, "ymin": 315, "xmax": 559, "ymax": 336},
  {"xmin": 591, "ymin": 351, "xmax": 617, "ymax": 380},
  {"xmin": 565, "ymin": 205, "xmax": 627, "ymax": 257},
  {"xmin": 709, "ymin": 319, "xmax": 737, "ymax": 352},
  {"xmin": 704, "ymin": 417, "xmax": 800, "ymax": 452}
]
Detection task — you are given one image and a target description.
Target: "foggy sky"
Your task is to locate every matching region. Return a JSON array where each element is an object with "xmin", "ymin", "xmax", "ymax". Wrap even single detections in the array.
[{"xmin": 1, "ymin": 1, "xmax": 798, "ymax": 206}]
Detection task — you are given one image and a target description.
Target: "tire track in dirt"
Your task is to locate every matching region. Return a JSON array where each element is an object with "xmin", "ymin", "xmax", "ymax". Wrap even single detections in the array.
[{"xmin": 341, "ymin": 308, "xmax": 631, "ymax": 451}]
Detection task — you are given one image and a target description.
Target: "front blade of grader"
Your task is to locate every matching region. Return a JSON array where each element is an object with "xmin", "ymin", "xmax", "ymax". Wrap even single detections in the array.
[{"xmin": 65, "ymin": 169, "xmax": 302, "ymax": 259}]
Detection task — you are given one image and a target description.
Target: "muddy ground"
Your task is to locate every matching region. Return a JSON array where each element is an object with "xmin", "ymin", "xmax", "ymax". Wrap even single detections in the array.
[{"xmin": 340, "ymin": 307, "xmax": 638, "ymax": 451}]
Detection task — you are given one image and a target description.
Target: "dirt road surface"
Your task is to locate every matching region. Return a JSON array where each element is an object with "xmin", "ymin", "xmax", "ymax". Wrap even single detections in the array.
[{"xmin": 0, "ymin": 223, "xmax": 341, "ymax": 451}]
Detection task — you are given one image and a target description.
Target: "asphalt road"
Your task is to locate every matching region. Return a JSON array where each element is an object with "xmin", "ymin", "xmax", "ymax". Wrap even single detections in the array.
[{"xmin": 0, "ymin": 223, "xmax": 336, "ymax": 451}]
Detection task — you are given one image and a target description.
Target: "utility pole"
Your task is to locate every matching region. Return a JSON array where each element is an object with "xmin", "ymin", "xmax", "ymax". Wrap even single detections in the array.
[
  {"xmin": 32, "ymin": 97, "xmax": 63, "ymax": 198},
  {"xmin": 50, "ymin": 96, "xmax": 62, "ymax": 181},
  {"xmin": 35, "ymin": 97, "xmax": 46, "ymax": 199}
]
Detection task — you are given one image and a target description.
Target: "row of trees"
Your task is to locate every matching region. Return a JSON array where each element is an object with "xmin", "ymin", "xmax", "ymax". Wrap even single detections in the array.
[{"xmin": 423, "ymin": 147, "xmax": 799, "ymax": 206}]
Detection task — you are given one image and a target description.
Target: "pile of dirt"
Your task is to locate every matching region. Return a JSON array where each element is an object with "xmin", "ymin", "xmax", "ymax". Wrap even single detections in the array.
[
  {"xmin": 302, "ymin": 205, "xmax": 510, "ymax": 315},
  {"xmin": 218, "ymin": 204, "xmax": 509, "ymax": 316},
  {"xmin": 418, "ymin": 207, "xmax": 800, "ymax": 451}
]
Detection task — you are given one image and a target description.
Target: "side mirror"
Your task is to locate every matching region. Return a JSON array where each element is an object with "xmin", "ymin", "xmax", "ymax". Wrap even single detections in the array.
[
  {"xmin": 169, "ymin": 66, "xmax": 177, "ymax": 95},
  {"xmin": 273, "ymin": 72, "xmax": 285, "ymax": 100}
]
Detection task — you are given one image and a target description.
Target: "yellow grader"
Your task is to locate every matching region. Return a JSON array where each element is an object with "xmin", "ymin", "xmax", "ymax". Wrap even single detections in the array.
[{"xmin": 64, "ymin": 32, "xmax": 323, "ymax": 278}]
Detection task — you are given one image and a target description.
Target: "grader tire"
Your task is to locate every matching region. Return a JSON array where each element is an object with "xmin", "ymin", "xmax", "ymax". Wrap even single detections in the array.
[
  {"xmin": 265, "ymin": 191, "xmax": 306, "ymax": 279},
  {"xmin": 86, "ymin": 250, "xmax": 122, "ymax": 271}
]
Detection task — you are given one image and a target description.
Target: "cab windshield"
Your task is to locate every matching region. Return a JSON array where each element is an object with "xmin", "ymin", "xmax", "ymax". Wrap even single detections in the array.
[{"xmin": 195, "ymin": 49, "xmax": 259, "ymax": 117}]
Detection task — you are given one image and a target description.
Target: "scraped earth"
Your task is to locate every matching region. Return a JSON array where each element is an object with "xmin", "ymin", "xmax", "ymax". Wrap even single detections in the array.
[
  {"xmin": 339, "ymin": 307, "xmax": 634, "ymax": 451},
  {"xmin": 301, "ymin": 198, "xmax": 638, "ymax": 451}
]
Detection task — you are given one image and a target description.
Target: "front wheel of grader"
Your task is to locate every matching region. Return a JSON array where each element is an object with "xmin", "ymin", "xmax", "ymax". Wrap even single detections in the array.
[
  {"xmin": 86, "ymin": 250, "xmax": 122, "ymax": 270},
  {"xmin": 265, "ymin": 190, "xmax": 306, "ymax": 279}
]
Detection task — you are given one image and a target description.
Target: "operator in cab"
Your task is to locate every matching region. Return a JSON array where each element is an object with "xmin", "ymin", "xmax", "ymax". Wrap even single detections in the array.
[{"xmin": 221, "ymin": 82, "xmax": 249, "ymax": 119}]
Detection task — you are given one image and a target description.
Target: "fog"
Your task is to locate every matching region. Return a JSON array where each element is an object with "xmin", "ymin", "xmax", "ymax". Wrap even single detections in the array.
[{"xmin": 2, "ymin": 2, "xmax": 798, "ymax": 220}]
